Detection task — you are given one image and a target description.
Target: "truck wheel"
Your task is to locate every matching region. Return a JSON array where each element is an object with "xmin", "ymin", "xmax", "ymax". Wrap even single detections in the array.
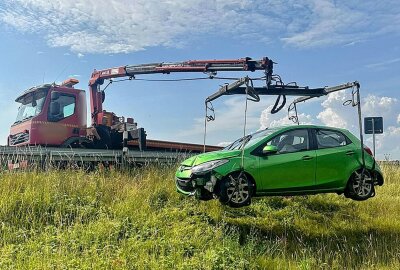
[
  {"xmin": 219, "ymin": 172, "xmax": 253, "ymax": 208},
  {"xmin": 94, "ymin": 126, "xmax": 112, "ymax": 149},
  {"xmin": 345, "ymin": 170, "xmax": 375, "ymax": 201}
]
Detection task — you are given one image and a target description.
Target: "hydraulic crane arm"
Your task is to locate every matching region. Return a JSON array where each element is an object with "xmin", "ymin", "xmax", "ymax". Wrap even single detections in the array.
[
  {"xmin": 89, "ymin": 57, "xmax": 272, "ymax": 85},
  {"xmin": 88, "ymin": 57, "xmax": 273, "ymax": 125}
]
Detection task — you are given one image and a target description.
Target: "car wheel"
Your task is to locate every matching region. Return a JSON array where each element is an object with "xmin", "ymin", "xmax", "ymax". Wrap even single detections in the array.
[
  {"xmin": 345, "ymin": 170, "xmax": 375, "ymax": 201},
  {"xmin": 219, "ymin": 172, "xmax": 253, "ymax": 207}
]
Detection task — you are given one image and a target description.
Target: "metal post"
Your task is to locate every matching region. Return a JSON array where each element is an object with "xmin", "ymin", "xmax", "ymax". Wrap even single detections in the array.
[
  {"xmin": 294, "ymin": 103, "xmax": 299, "ymax": 125},
  {"xmin": 372, "ymin": 119, "xmax": 376, "ymax": 156},
  {"xmin": 355, "ymin": 85, "xmax": 365, "ymax": 169},
  {"xmin": 122, "ymin": 123, "xmax": 128, "ymax": 168}
]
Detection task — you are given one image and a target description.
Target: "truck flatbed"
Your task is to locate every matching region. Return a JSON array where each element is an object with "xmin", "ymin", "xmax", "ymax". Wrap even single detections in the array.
[{"xmin": 0, "ymin": 145, "xmax": 199, "ymax": 170}]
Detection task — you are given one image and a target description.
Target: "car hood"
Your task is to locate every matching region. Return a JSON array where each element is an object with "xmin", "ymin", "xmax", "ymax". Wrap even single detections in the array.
[{"xmin": 181, "ymin": 150, "xmax": 241, "ymax": 167}]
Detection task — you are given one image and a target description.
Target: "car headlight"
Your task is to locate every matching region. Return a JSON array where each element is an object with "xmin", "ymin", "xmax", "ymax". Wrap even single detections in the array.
[{"xmin": 191, "ymin": 159, "xmax": 229, "ymax": 175}]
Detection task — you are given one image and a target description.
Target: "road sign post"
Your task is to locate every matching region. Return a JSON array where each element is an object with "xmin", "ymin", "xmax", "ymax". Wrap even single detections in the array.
[
  {"xmin": 372, "ymin": 119, "xmax": 375, "ymax": 156},
  {"xmin": 364, "ymin": 117, "xmax": 383, "ymax": 157}
]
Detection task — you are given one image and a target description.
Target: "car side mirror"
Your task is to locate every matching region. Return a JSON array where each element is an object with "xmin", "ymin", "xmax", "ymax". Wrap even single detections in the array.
[
  {"xmin": 49, "ymin": 101, "xmax": 60, "ymax": 116},
  {"xmin": 48, "ymin": 101, "xmax": 61, "ymax": 122},
  {"xmin": 262, "ymin": 145, "xmax": 278, "ymax": 155},
  {"xmin": 51, "ymin": 91, "xmax": 60, "ymax": 101}
]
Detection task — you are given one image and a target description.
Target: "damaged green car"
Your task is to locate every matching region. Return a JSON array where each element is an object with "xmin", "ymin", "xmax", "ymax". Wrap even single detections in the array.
[{"xmin": 175, "ymin": 125, "xmax": 384, "ymax": 207}]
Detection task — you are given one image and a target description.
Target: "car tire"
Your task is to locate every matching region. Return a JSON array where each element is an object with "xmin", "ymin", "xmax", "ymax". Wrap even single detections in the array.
[
  {"xmin": 219, "ymin": 172, "xmax": 253, "ymax": 208},
  {"xmin": 345, "ymin": 169, "xmax": 375, "ymax": 201}
]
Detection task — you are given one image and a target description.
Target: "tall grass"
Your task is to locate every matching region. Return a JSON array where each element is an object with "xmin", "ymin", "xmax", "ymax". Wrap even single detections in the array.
[{"xmin": 0, "ymin": 164, "xmax": 399, "ymax": 269}]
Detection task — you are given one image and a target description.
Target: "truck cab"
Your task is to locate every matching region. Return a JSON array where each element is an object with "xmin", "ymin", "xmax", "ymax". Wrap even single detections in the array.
[{"xmin": 9, "ymin": 79, "xmax": 87, "ymax": 147}]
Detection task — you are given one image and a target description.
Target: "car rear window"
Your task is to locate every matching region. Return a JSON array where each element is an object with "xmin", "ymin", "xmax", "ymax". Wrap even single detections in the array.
[{"xmin": 316, "ymin": 129, "xmax": 350, "ymax": 149}]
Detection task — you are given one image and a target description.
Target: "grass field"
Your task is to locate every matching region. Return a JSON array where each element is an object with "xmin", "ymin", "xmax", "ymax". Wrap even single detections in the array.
[{"xmin": 0, "ymin": 163, "xmax": 399, "ymax": 269}]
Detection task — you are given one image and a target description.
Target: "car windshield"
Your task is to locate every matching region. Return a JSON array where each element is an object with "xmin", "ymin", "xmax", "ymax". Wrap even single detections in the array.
[
  {"xmin": 224, "ymin": 128, "xmax": 277, "ymax": 150},
  {"xmin": 15, "ymin": 89, "xmax": 48, "ymax": 123}
]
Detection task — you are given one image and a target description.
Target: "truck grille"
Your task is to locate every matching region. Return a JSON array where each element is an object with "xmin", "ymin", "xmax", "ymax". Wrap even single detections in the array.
[{"xmin": 9, "ymin": 132, "xmax": 29, "ymax": 146}]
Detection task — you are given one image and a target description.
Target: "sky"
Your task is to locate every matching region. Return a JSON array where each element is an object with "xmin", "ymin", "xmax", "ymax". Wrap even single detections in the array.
[{"xmin": 0, "ymin": 0, "xmax": 399, "ymax": 160}]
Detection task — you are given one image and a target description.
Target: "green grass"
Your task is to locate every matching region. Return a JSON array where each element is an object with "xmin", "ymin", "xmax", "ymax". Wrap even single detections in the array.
[{"xmin": 0, "ymin": 164, "xmax": 399, "ymax": 269}]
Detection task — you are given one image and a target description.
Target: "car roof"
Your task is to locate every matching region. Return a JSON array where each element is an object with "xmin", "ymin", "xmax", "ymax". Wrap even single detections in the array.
[{"xmin": 267, "ymin": 124, "xmax": 349, "ymax": 133}]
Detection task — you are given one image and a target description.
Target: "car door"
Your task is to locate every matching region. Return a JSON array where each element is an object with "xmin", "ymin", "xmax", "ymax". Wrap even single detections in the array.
[
  {"xmin": 257, "ymin": 129, "xmax": 316, "ymax": 191},
  {"xmin": 313, "ymin": 128, "xmax": 356, "ymax": 189}
]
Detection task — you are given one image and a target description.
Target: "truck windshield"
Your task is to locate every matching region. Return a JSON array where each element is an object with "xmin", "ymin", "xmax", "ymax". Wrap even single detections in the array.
[{"xmin": 15, "ymin": 89, "xmax": 48, "ymax": 123}]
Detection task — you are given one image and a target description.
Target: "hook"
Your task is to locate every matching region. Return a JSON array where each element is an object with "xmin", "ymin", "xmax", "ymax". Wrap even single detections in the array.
[
  {"xmin": 288, "ymin": 102, "xmax": 299, "ymax": 124},
  {"xmin": 271, "ymin": 94, "xmax": 286, "ymax": 114},
  {"xmin": 205, "ymin": 101, "xmax": 215, "ymax": 122},
  {"xmin": 245, "ymin": 79, "xmax": 260, "ymax": 102}
]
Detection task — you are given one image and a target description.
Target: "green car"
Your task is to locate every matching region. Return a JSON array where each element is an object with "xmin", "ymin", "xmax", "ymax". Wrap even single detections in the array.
[{"xmin": 175, "ymin": 125, "xmax": 384, "ymax": 207}]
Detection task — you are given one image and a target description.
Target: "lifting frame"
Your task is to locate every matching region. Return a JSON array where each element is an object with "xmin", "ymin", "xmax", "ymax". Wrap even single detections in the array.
[{"xmin": 203, "ymin": 74, "xmax": 370, "ymax": 188}]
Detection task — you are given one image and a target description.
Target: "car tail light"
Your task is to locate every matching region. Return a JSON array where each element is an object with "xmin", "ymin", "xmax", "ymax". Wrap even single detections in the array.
[{"xmin": 364, "ymin": 146, "xmax": 373, "ymax": 156}]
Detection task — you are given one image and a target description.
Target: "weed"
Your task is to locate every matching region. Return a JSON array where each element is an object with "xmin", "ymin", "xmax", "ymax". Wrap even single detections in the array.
[{"xmin": 0, "ymin": 165, "xmax": 399, "ymax": 269}]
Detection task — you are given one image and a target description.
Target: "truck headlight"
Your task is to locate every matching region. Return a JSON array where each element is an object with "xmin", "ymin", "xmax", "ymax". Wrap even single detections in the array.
[{"xmin": 191, "ymin": 159, "xmax": 229, "ymax": 175}]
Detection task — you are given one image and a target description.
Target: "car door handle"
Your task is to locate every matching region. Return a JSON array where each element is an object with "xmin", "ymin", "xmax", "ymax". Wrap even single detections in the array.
[
  {"xmin": 346, "ymin": 151, "xmax": 355, "ymax": 156},
  {"xmin": 302, "ymin": 155, "xmax": 313, "ymax": 160}
]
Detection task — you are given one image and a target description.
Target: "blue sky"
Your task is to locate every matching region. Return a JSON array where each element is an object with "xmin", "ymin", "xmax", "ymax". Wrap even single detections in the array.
[{"xmin": 0, "ymin": 0, "xmax": 399, "ymax": 159}]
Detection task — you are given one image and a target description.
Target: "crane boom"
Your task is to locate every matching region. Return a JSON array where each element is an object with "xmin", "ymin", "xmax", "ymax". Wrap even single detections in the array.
[
  {"xmin": 90, "ymin": 57, "xmax": 271, "ymax": 85},
  {"xmin": 89, "ymin": 57, "xmax": 273, "ymax": 125}
]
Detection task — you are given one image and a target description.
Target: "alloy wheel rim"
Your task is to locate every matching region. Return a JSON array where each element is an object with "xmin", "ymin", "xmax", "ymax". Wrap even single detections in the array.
[
  {"xmin": 352, "ymin": 171, "xmax": 372, "ymax": 197},
  {"xmin": 227, "ymin": 175, "xmax": 249, "ymax": 203}
]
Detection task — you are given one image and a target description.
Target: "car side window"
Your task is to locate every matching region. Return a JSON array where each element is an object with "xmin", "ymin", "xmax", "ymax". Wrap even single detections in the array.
[
  {"xmin": 316, "ymin": 129, "xmax": 349, "ymax": 149},
  {"xmin": 267, "ymin": 129, "xmax": 309, "ymax": 154},
  {"xmin": 48, "ymin": 94, "xmax": 76, "ymax": 122}
]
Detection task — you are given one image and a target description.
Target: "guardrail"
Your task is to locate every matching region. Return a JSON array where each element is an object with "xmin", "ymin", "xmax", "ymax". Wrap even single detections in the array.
[{"xmin": 0, "ymin": 146, "xmax": 193, "ymax": 170}]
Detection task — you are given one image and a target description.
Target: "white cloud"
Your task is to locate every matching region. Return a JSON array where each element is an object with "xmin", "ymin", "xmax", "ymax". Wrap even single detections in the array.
[
  {"xmin": 179, "ymin": 95, "xmax": 314, "ymax": 146},
  {"xmin": 373, "ymin": 126, "xmax": 400, "ymax": 160},
  {"xmin": 281, "ymin": 0, "xmax": 400, "ymax": 48},
  {"xmin": 217, "ymin": 141, "xmax": 231, "ymax": 147},
  {"xmin": 177, "ymin": 96, "xmax": 287, "ymax": 145},
  {"xmin": 397, "ymin": 114, "xmax": 400, "ymax": 124},
  {"xmin": 281, "ymin": 0, "xmax": 363, "ymax": 47},
  {"xmin": 316, "ymin": 91, "xmax": 350, "ymax": 128},
  {"xmin": 2, "ymin": 0, "xmax": 275, "ymax": 53},
  {"xmin": 366, "ymin": 57, "xmax": 400, "ymax": 69},
  {"xmin": 317, "ymin": 107, "xmax": 347, "ymax": 128},
  {"xmin": 387, "ymin": 126, "xmax": 400, "ymax": 136},
  {"xmin": 77, "ymin": 53, "xmax": 84, "ymax": 58},
  {"xmin": 315, "ymin": 92, "xmax": 399, "ymax": 129},
  {"xmin": 363, "ymin": 95, "xmax": 398, "ymax": 117},
  {"xmin": 0, "ymin": 0, "xmax": 399, "ymax": 53},
  {"xmin": 260, "ymin": 104, "xmax": 313, "ymax": 129},
  {"xmin": 343, "ymin": 40, "xmax": 365, "ymax": 47}
]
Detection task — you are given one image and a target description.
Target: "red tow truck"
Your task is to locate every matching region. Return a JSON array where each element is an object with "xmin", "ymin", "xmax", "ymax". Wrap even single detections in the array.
[{"xmin": 8, "ymin": 57, "xmax": 271, "ymax": 153}]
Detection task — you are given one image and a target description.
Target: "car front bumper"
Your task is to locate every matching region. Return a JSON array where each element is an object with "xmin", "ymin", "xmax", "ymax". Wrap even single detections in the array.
[
  {"xmin": 175, "ymin": 177, "xmax": 195, "ymax": 195},
  {"xmin": 175, "ymin": 172, "xmax": 219, "ymax": 200}
]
